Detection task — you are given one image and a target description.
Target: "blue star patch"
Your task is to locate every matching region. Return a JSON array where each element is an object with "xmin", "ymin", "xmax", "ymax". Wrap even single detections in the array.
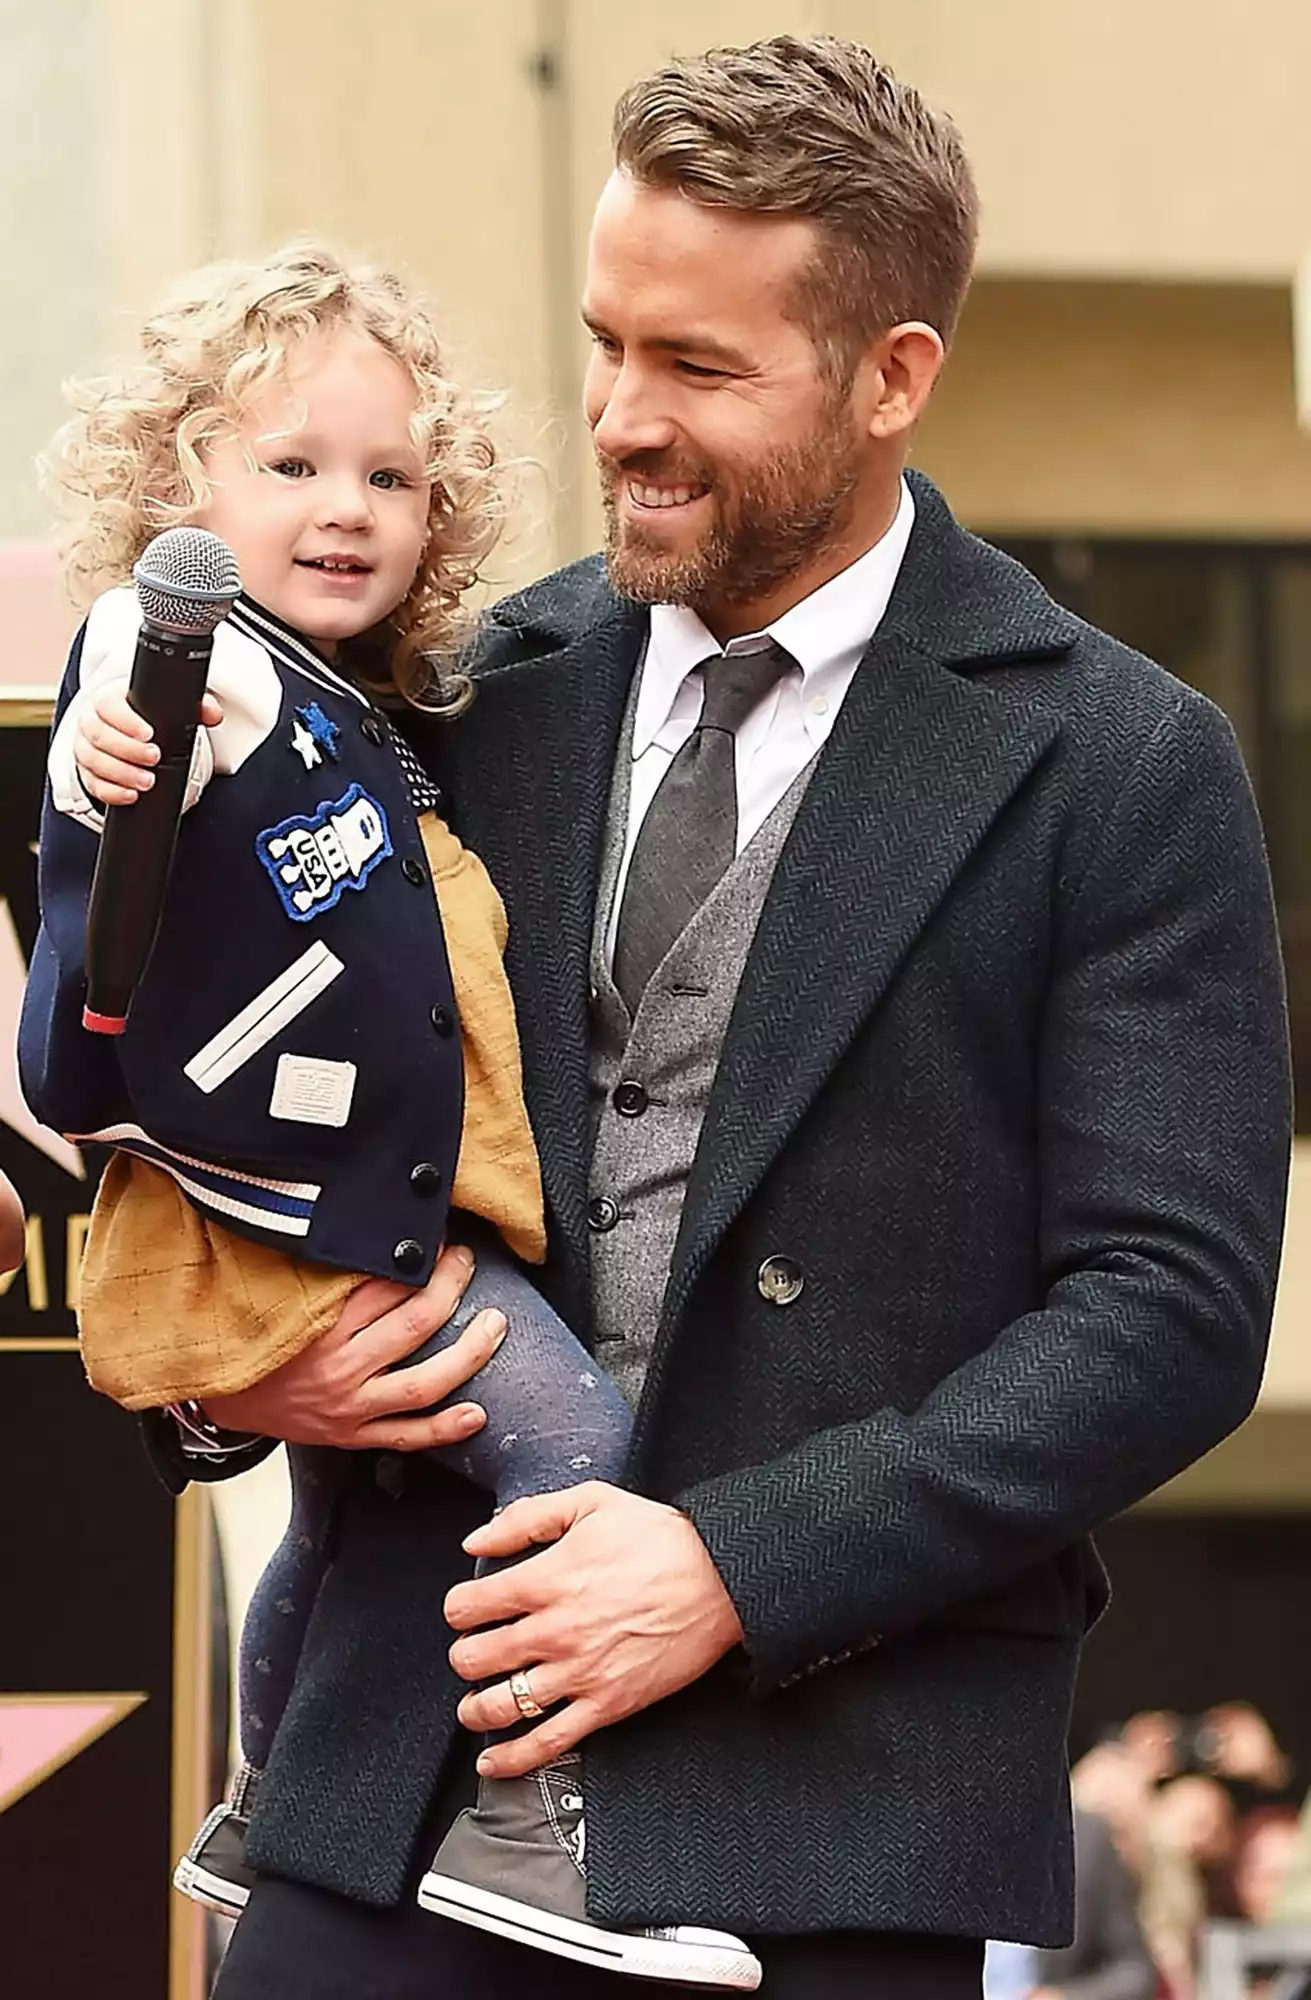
[{"xmin": 290, "ymin": 702, "xmax": 341, "ymax": 770}]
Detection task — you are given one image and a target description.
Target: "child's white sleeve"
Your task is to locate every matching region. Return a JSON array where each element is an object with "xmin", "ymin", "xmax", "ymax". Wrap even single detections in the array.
[{"xmin": 47, "ymin": 587, "xmax": 284, "ymax": 833}]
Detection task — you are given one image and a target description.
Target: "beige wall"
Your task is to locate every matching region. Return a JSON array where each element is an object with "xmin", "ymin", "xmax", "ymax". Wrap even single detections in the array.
[
  {"xmin": 830, "ymin": 0, "xmax": 1311, "ymax": 283},
  {"xmin": 0, "ymin": 0, "xmax": 109, "ymax": 539},
  {"xmin": 917, "ymin": 280, "xmax": 1311, "ymax": 538}
]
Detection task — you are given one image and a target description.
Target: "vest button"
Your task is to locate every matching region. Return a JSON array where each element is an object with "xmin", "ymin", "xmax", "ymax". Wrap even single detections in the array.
[
  {"xmin": 429, "ymin": 1004, "xmax": 455, "ymax": 1037},
  {"xmin": 410, "ymin": 1162, "xmax": 443, "ymax": 1197},
  {"xmin": 401, "ymin": 856, "xmax": 427, "ymax": 886},
  {"xmin": 393, "ymin": 1238, "xmax": 426, "ymax": 1275},
  {"xmin": 361, "ymin": 714, "xmax": 385, "ymax": 745},
  {"xmin": 612, "ymin": 1080, "xmax": 649, "ymax": 1117},
  {"xmin": 587, "ymin": 1195, "xmax": 620, "ymax": 1233},
  {"xmin": 757, "ymin": 1256, "xmax": 804, "ymax": 1306}
]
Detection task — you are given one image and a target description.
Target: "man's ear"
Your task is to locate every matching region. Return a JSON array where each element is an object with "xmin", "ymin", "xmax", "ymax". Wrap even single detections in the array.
[{"xmin": 858, "ymin": 323, "xmax": 946, "ymax": 442}]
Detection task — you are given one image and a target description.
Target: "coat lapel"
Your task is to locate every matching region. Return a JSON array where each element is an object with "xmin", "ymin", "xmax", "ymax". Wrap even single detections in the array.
[
  {"xmin": 440, "ymin": 572, "xmax": 646, "ymax": 1294},
  {"xmin": 662, "ymin": 476, "xmax": 1079, "ymax": 1320}
]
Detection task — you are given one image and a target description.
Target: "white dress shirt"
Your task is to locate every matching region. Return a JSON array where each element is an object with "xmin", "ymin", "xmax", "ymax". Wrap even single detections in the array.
[{"xmin": 605, "ymin": 477, "xmax": 916, "ymax": 963}]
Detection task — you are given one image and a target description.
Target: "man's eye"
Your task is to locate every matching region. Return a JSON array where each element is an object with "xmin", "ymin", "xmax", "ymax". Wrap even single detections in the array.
[
  {"xmin": 268, "ymin": 457, "xmax": 313, "ymax": 478},
  {"xmin": 677, "ymin": 361, "xmax": 726, "ymax": 380},
  {"xmin": 370, "ymin": 469, "xmax": 408, "ymax": 490},
  {"xmin": 590, "ymin": 332, "xmax": 621, "ymax": 358}
]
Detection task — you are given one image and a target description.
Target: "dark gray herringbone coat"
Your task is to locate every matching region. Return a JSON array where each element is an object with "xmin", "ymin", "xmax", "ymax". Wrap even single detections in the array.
[{"xmin": 237, "ymin": 472, "xmax": 1290, "ymax": 1946}]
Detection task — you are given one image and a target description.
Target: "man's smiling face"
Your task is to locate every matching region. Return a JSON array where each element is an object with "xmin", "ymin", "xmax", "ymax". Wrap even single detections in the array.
[{"xmin": 582, "ymin": 171, "xmax": 872, "ymax": 638}]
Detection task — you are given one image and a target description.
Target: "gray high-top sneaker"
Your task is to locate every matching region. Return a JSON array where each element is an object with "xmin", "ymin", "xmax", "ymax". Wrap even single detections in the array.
[
  {"xmin": 418, "ymin": 1757, "xmax": 762, "ymax": 1989},
  {"xmin": 172, "ymin": 1761, "xmax": 260, "ymax": 1918}
]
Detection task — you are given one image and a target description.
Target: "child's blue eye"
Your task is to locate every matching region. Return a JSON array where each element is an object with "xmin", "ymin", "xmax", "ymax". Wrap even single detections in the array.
[
  {"xmin": 269, "ymin": 458, "xmax": 313, "ymax": 479},
  {"xmin": 370, "ymin": 469, "xmax": 408, "ymax": 490}
]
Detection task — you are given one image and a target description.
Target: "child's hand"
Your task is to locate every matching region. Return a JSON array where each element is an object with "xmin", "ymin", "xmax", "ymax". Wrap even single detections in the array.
[{"xmin": 76, "ymin": 686, "xmax": 223, "ymax": 807}]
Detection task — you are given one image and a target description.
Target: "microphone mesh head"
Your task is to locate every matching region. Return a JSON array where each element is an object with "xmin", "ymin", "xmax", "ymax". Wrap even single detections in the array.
[{"xmin": 134, "ymin": 527, "xmax": 242, "ymax": 635}]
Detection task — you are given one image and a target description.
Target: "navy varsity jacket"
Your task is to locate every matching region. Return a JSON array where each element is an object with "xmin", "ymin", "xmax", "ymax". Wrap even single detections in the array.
[{"xmin": 19, "ymin": 591, "xmax": 464, "ymax": 1286}]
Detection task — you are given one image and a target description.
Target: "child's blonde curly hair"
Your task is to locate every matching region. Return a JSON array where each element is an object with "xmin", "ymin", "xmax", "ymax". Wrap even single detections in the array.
[{"xmin": 43, "ymin": 239, "xmax": 508, "ymax": 710}]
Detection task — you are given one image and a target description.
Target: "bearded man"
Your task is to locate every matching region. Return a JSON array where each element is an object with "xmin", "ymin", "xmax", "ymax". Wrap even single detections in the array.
[{"xmin": 184, "ymin": 34, "xmax": 1289, "ymax": 2000}]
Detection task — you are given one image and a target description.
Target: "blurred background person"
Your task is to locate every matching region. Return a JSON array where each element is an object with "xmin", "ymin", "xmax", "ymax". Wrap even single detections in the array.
[
  {"xmin": 984, "ymin": 1808, "xmax": 1155, "ymax": 2000},
  {"xmin": 1230, "ymin": 1807, "xmax": 1302, "ymax": 1928},
  {"xmin": 1270, "ymin": 1793, "xmax": 1311, "ymax": 1924},
  {"xmin": 1032, "ymin": 1808, "xmax": 1157, "ymax": 2000},
  {"xmin": 1141, "ymin": 1776, "xmax": 1237, "ymax": 1998}
]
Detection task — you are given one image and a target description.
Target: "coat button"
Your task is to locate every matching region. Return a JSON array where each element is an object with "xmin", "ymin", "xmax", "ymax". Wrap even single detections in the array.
[
  {"xmin": 429, "ymin": 1004, "xmax": 455, "ymax": 1037},
  {"xmin": 612, "ymin": 1080, "xmax": 649, "ymax": 1117},
  {"xmin": 757, "ymin": 1255, "xmax": 804, "ymax": 1305},
  {"xmin": 587, "ymin": 1195, "xmax": 620, "ymax": 1232},
  {"xmin": 393, "ymin": 1238, "xmax": 425, "ymax": 1275},
  {"xmin": 410, "ymin": 1162, "xmax": 443, "ymax": 1197},
  {"xmin": 361, "ymin": 714, "xmax": 385, "ymax": 745},
  {"xmin": 401, "ymin": 856, "xmax": 427, "ymax": 886}
]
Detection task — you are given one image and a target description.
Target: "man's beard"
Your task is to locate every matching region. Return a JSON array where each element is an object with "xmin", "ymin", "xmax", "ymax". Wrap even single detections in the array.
[{"xmin": 598, "ymin": 399, "xmax": 861, "ymax": 618}]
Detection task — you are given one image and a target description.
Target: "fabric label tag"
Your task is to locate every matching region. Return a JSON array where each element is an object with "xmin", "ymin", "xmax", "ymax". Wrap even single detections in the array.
[{"xmin": 269, "ymin": 1053, "xmax": 357, "ymax": 1128}]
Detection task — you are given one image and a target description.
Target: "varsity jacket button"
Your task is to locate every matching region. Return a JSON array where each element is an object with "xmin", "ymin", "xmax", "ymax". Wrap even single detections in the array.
[
  {"xmin": 401, "ymin": 857, "xmax": 427, "ymax": 886},
  {"xmin": 429, "ymin": 1004, "xmax": 455, "ymax": 1037},
  {"xmin": 612, "ymin": 1080, "xmax": 649, "ymax": 1117},
  {"xmin": 393, "ymin": 1238, "xmax": 426, "ymax": 1275},
  {"xmin": 757, "ymin": 1255, "xmax": 804, "ymax": 1305},
  {"xmin": 587, "ymin": 1195, "xmax": 620, "ymax": 1232},
  {"xmin": 410, "ymin": 1162, "xmax": 443, "ymax": 1197},
  {"xmin": 360, "ymin": 714, "xmax": 385, "ymax": 745}
]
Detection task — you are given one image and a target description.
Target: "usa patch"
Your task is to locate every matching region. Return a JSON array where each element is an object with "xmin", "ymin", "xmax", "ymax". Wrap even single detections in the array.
[{"xmin": 256, "ymin": 784, "xmax": 392, "ymax": 921}]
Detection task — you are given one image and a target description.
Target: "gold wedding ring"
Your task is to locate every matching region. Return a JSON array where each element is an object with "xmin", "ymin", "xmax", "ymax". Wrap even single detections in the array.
[{"xmin": 509, "ymin": 1669, "xmax": 545, "ymax": 1720}]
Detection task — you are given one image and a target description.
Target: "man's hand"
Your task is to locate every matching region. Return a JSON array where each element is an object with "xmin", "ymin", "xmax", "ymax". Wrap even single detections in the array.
[
  {"xmin": 444, "ymin": 1482, "xmax": 745, "ymax": 1777},
  {"xmin": 202, "ymin": 1244, "xmax": 506, "ymax": 1450}
]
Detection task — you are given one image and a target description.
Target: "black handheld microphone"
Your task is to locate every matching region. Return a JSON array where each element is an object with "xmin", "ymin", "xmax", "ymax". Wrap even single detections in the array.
[{"xmin": 82, "ymin": 527, "xmax": 241, "ymax": 1034}]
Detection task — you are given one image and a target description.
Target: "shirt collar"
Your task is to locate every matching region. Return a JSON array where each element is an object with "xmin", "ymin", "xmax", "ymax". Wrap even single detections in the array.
[{"xmin": 637, "ymin": 476, "xmax": 916, "ymax": 756}]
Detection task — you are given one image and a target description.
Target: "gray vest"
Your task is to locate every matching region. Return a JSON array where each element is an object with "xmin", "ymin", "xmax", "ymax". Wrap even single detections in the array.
[{"xmin": 587, "ymin": 691, "xmax": 814, "ymax": 1409}]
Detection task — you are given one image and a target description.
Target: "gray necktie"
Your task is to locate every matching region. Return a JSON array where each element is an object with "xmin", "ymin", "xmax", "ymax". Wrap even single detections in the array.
[{"xmin": 613, "ymin": 638, "xmax": 793, "ymax": 1015}]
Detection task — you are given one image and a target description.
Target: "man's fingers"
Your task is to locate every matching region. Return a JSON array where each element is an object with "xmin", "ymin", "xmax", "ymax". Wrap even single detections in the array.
[
  {"xmin": 462, "ymin": 1486, "xmax": 591, "ymax": 1561},
  {"xmin": 200, "ymin": 693, "xmax": 224, "ymax": 727},
  {"xmin": 473, "ymin": 1700, "xmax": 604, "ymax": 1781},
  {"xmin": 355, "ymin": 1308, "xmax": 508, "ymax": 1422},
  {"xmin": 347, "ymin": 1244, "xmax": 477, "ymax": 1375},
  {"xmin": 448, "ymin": 1611, "xmax": 560, "ymax": 1686},
  {"xmin": 444, "ymin": 1532, "xmax": 577, "ymax": 1632},
  {"xmin": 349, "ymin": 1401, "xmax": 489, "ymax": 1454},
  {"xmin": 455, "ymin": 1654, "xmax": 572, "ymax": 1732},
  {"xmin": 330, "ymin": 1274, "xmax": 416, "ymax": 1344}
]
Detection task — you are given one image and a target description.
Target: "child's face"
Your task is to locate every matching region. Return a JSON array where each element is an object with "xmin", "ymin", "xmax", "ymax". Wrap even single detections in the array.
[{"xmin": 196, "ymin": 328, "xmax": 431, "ymax": 654}]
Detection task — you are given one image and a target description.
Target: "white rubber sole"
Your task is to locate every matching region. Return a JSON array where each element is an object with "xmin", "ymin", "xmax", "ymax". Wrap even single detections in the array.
[
  {"xmin": 172, "ymin": 1854, "xmax": 250, "ymax": 1919},
  {"xmin": 417, "ymin": 1872, "xmax": 762, "ymax": 1990}
]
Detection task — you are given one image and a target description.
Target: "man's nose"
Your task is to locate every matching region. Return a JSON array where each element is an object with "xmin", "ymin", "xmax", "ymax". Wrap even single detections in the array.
[{"xmin": 589, "ymin": 363, "xmax": 678, "ymax": 462}]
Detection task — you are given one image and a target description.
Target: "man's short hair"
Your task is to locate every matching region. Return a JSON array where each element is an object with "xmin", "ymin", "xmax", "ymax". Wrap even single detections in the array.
[{"xmin": 612, "ymin": 35, "xmax": 980, "ymax": 380}]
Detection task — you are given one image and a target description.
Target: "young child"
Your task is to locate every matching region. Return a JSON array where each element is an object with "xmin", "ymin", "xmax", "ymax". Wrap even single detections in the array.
[{"xmin": 19, "ymin": 241, "xmax": 761, "ymax": 1993}]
